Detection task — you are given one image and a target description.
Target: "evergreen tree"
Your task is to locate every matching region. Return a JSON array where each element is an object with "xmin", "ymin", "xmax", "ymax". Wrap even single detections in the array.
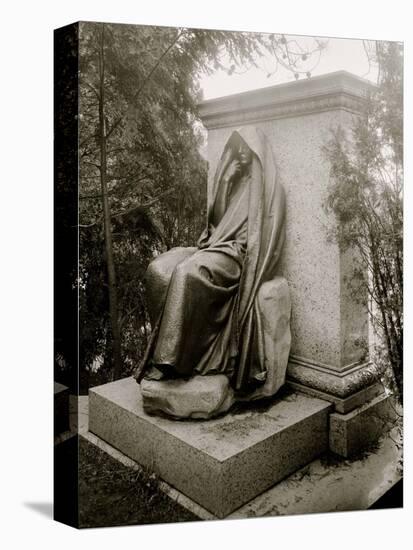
[{"xmin": 324, "ymin": 41, "xmax": 403, "ymax": 402}]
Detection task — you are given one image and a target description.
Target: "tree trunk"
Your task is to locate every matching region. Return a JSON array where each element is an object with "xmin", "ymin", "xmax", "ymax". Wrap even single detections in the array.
[{"xmin": 98, "ymin": 25, "xmax": 122, "ymax": 379}]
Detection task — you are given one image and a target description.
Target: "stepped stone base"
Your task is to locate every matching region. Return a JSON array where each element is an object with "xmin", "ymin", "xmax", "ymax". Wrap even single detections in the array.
[
  {"xmin": 89, "ymin": 377, "xmax": 332, "ymax": 517},
  {"xmin": 329, "ymin": 393, "xmax": 398, "ymax": 457},
  {"xmin": 287, "ymin": 380, "xmax": 383, "ymax": 414}
]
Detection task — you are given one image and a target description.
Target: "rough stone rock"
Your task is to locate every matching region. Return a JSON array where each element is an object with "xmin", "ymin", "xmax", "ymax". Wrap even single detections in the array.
[{"xmin": 141, "ymin": 374, "xmax": 235, "ymax": 419}]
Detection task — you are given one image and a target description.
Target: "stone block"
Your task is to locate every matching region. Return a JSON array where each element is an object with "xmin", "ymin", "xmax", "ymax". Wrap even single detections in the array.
[
  {"xmin": 287, "ymin": 357, "xmax": 381, "ymax": 400},
  {"xmin": 141, "ymin": 374, "xmax": 235, "ymax": 419},
  {"xmin": 287, "ymin": 381, "xmax": 383, "ymax": 414},
  {"xmin": 89, "ymin": 377, "xmax": 332, "ymax": 517},
  {"xmin": 329, "ymin": 393, "xmax": 398, "ymax": 457},
  {"xmin": 229, "ymin": 425, "xmax": 402, "ymax": 518}
]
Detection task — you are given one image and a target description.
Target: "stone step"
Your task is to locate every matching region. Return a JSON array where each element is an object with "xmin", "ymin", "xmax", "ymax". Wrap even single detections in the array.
[{"xmin": 89, "ymin": 377, "xmax": 332, "ymax": 518}]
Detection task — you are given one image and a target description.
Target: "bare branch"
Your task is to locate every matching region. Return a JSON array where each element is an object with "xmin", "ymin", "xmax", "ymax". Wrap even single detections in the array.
[{"xmin": 111, "ymin": 187, "xmax": 176, "ymax": 218}]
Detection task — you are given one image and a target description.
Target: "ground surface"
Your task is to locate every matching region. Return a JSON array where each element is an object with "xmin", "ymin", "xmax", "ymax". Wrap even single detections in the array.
[
  {"xmin": 78, "ymin": 436, "xmax": 197, "ymax": 528},
  {"xmin": 62, "ymin": 394, "xmax": 401, "ymax": 526},
  {"xmin": 370, "ymin": 479, "xmax": 403, "ymax": 509}
]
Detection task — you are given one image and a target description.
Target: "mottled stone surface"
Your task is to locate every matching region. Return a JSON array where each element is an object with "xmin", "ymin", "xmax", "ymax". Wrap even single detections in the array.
[
  {"xmin": 287, "ymin": 359, "xmax": 381, "ymax": 399},
  {"xmin": 141, "ymin": 375, "xmax": 235, "ymax": 419},
  {"xmin": 89, "ymin": 377, "xmax": 332, "ymax": 517},
  {"xmin": 288, "ymin": 380, "xmax": 383, "ymax": 414},
  {"xmin": 329, "ymin": 393, "xmax": 398, "ymax": 457},
  {"xmin": 199, "ymin": 72, "xmax": 372, "ymax": 400},
  {"xmin": 229, "ymin": 425, "xmax": 402, "ymax": 518}
]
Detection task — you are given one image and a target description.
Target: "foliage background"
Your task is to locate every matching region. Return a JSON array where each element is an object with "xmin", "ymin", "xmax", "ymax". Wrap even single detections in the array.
[{"xmin": 324, "ymin": 41, "xmax": 403, "ymax": 402}]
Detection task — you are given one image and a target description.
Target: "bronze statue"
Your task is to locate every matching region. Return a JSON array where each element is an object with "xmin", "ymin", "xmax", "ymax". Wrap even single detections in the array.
[{"xmin": 135, "ymin": 127, "xmax": 291, "ymax": 419}]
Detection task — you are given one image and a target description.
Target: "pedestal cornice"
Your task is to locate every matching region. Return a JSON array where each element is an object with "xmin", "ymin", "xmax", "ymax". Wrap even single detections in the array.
[{"xmin": 199, "ymin": 71, "xmax": 374, "ymax": 129}]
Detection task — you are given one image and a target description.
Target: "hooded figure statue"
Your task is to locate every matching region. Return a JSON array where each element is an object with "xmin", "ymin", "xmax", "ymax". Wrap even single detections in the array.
[{"xmin": 135, "ymin": 127, "xmax": 288, "ymax": 405}]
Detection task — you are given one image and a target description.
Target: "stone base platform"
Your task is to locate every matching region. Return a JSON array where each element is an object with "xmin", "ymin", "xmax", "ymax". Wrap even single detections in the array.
[
  {"xmin": 89, "ymin": 377, "xmax": 332, "ymax": 518},
  {"xmin": 329, "ymin": 393, "xmax": 399, "ymax": 457}
]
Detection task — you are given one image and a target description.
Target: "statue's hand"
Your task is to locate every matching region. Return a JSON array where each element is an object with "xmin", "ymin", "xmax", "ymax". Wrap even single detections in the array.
[{"xmin": 223, "ymin": 159, "xmax": 241, "ymax": 183}]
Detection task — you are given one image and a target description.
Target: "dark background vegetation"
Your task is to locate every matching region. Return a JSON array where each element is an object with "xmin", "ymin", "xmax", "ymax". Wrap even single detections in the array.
[{"xmin": 324, "ymin": 41, "xmax": 403, "ymax": 403}]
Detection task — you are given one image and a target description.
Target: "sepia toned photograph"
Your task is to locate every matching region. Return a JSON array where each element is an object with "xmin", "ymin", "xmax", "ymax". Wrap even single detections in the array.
[{"xmin": 54, "ymin": 20, "xmax": 403, "ymax": 528}]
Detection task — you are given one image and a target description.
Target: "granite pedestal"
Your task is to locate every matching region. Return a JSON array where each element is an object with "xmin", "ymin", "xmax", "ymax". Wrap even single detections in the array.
[
  {"xmin": 89, "ymin": 377, "xmax": 332, "ymax": 517},
  {"xmin": 199, "ymin": 72, "xmax": 375, "ymax": 409},
  {"xmin": 329, "ymin": 393, "xmax": 398, "ymax": 457},
  {"xmin": 198, "ymin": 72, "xmax": 394, "ymax": 456}
]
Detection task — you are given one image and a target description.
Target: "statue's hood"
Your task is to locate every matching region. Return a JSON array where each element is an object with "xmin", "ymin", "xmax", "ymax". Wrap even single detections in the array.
[{"xmin": 225, "ymin": 126, "xmax": 274, "ymax": 171}]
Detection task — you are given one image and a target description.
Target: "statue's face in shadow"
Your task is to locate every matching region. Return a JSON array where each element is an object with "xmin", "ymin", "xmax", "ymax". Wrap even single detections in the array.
[{"xmin": 237, "ymin": 140, "xmax": 252, "ymax": 167}]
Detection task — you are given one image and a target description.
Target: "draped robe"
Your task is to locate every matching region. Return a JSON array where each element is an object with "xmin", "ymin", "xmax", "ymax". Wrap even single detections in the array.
[{"xmin": 135, "ymin": 127, "xmax": 286, "ymax": 394}]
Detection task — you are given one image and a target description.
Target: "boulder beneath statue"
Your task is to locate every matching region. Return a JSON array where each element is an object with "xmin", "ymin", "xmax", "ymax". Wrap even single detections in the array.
[{"xmin": 141, "ymin": 374, "xmax": 235, "ymax": 419}]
